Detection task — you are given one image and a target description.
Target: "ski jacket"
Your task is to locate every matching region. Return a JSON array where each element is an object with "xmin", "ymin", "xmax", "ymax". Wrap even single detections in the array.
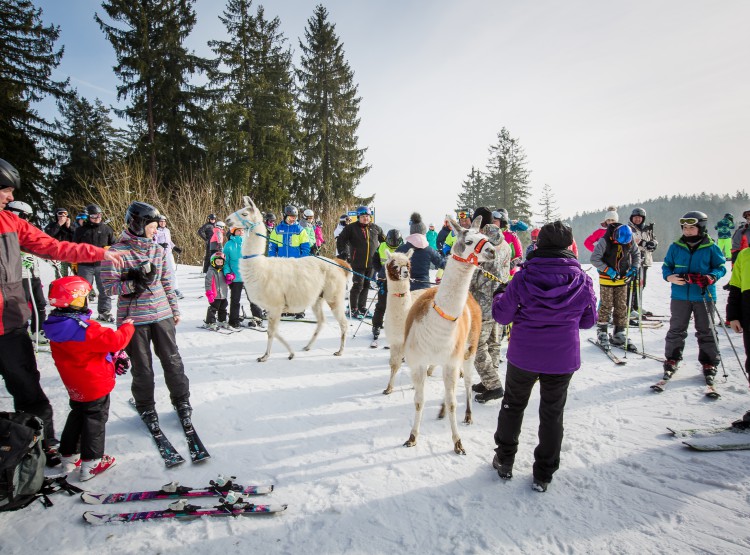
[
  {"xmin": 662, "ymin": 235, "xmax": 726, "ymax": 302},
  {"xmin": 628, "ymin": 220, "xmax": 657, "ymax": 268},
  {"xmin": 715, "ymin": 217, "xmax": 735, "ymax": 240},
  {"xmin": 268, "ymin": 221, "xmax": 311, "ymax": 258},
  {"xmin": 43, "ymin": 309, "xmax": 134, "ymax": 402},
  {"xmin": 590, "ymin": 223, "xmax": 641, "ymax": 286},
  {"xmin": 373, "ymin": 241, "xmax": 399, "ymax": 280},
  {"xmin": 501, "ymin": 230, "xmax": 523, "ymax": 275},
  {"xmin": 731, "ymin": 223, "xmax": 750, "ymax": 258},
  {"xmin": 493, "ymin": 255, "xmax": 597, "ymax": 374},
  {"xmin": 74, "ymin": 221, "xmax": 115, "ymax": 267},
  {"xmin": 396, "ymin": 234, "xmax": 445, "ymax": 290},
  {"xmin": 426, "ymin": 229, "xmax": 438, "ymax": 250},
  {"xmin": 583, "ymin": 227, "xmax": 606, "ymax": 252},
  {"xmin": 470, "ymin": 233, "xmax": 511, "ymax": 321},
  {"xmin": 209, "ymin": 227, "xmax": 224, "ymax": 252},
  {"xmin": 44, "ymin": 220, "xmax": 75, "ymax": 243},
  {"xmin": 436, "ymin": 225, "xmax": 451, "ymax": 253},
  {"xmin": 205, "ymin": 266, "xmax": 228, "ymax": 301},
  {"xmin": 100, "ymin": 230, "xmax": 180, "ymax": 326},
  {"xmin": 314, "ymin": 225, "xmax": 324, "ymax": 248},
  {"xmin": 336, "ymin": 221, "xmax": 384, "ymax": 270},
  {"xmin": 727, "ymin": 247, "xmax": 750, "ymax": 324},
  {"xmin": 154, "ymin": 226, "xmax": 175, "ymax": 253},
  {"xmin": 197, "ymin": 222, "xmax": 214, "ymax": 243},
  {"xmin": 0, "ymin": 210, "xmax": 104, "ymax": 335},
  {"xmin": 223, "ymin": 234, "xmax": 244, "ymax": 283}
]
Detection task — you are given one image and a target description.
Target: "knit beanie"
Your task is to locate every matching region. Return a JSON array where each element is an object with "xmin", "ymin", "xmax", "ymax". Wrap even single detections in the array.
[
  {"xmin": 409, "ymin": 212, "xmax": 427, "ymax": 235},
  {"xmin": 537, "ymin": 221, "xmax": 574, "ymax": 249},
  {"xmin": 472, "ymin": 207, "xmax": 493, "ymax": 228},
  {"xmin": 601, "ymin": 206, "xmax": 619, "ymax": 224}
]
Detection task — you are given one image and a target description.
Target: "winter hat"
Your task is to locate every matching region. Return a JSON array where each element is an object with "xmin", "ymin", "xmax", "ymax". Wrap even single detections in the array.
[
  {"xmin": 472, "ymin": 207, "xmax": 493, "ymax": 229},
  {"xmin": 601, "ymin": 206, "xmax": 619, "ymax": 225},
  {"xmin": 483, "ymin": 224, "xmax": 504, "ymax": 246},
  {"xmin": 537, "ymin": 221, "xmax": 574, "ymax": 250},
  {"xmin": 409, "ymin": 212, "xmax": 427, "ymax": 235}
]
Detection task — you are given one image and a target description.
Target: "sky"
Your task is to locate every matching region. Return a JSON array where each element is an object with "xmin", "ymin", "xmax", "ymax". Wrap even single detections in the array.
[{"xmin": 34, "ymin": 0, "xmax": 750, "ymax": 227}]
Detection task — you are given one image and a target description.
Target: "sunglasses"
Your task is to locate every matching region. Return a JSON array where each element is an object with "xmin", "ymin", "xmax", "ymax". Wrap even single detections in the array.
[{"xmin": 679, "ymin": 217, "xmax": 699, "ymax": 226}]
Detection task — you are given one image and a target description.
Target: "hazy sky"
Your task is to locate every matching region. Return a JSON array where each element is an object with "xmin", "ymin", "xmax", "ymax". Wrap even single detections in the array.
[{"xmin": 36, "ymin": 0, "xmax": 750, "ymax": 227}]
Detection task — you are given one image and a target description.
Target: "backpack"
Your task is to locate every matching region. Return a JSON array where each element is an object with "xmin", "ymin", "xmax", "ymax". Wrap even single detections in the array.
[{"xmin": 0, "ymin": 411, "xmax": 47, "ymax": 511}]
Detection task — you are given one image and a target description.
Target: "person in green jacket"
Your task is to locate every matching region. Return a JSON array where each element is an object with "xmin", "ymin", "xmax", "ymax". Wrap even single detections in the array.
[{"xmin": 426, "ymin": 224, "xmax": 438, "ymax": 250}]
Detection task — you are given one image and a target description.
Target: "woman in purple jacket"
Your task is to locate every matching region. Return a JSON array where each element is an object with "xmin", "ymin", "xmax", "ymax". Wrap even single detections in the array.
[{"xmin": 491, "ymin": 221, "xmax": 597, "ymax": 492}]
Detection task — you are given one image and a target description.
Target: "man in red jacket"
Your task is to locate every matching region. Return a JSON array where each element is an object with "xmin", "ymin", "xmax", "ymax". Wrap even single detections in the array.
[{"xmin": 0, "ymin": 158, "xmax": 122, "ymax": 466}]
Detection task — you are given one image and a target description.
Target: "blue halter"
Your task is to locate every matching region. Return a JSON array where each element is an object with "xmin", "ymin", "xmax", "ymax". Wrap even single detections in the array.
[{"xmin": 233, "ymin": 210, "xmax": 269, "ymax": 260}]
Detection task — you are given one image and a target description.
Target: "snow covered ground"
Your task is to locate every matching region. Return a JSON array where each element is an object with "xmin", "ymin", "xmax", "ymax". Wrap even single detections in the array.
[{"xmin": 1, "ymin": 261, "xmax": 749, "ymax": 554}]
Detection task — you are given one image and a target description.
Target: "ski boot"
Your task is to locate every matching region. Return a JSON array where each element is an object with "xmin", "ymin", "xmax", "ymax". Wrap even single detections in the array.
[
  {"xmin": 174, "ymin": 400, "xmax": 193, "ymax": 421},
  {"xmin": 44, "ymin": 446, "xmax": 62, "ymax": 468},
  {"xmin": 80, "ymin": 454, "xmax": 116, "ymax": 481},
  {"xmin": 609, "ymin": 326, "xmax": 627, "ymax": 347},
  {"xmin": 702, "ymin": 364, "xmax": 717, "ymax": 386},
  {"xmin": 372, "ymin": 326, "xmax": 380, "ymax": 341},
  {"xmin": 492, "ymin": 454, "xmax": 513, "ymax": 480},
  {"xmin": 97, "ymin": 312, "xmax": 115, "ymax": 323},
  {"xmin": 731, "ymin": 410, "xmax": 750, "ymax": 430},
  {"xmin": 532, "ymin": 478, "xmax": 549, "ymax": 493},
  {"xmin": 139, "ymin": 409, "xmax": 161, "ymax": 433},
  {"xmin": 596, "ymin": 324, "xmax": 610, "ymax": 350},
  {"xmin": 662, "ymin": 359, "xmax": 678, "ymax": 381},
  {"xmin": 60, "ymin": 453, "xmax": 81, "ymax": 475}
]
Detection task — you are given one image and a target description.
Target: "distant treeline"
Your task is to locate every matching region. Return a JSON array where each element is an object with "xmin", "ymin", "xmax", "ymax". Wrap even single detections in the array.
[{"xmin": 566, "ymin": 191, "xmax": 749, "ymax": 263}]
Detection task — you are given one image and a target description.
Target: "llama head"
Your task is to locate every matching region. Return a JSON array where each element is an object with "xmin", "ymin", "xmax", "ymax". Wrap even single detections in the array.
[
  {"xmin": 226, "ymin": 196, "xmax": 262, "ymax": 231},
  {"xmin": 447, "ymin": 215, "xmax": 495, "ymax": 265},
  {"xmin": 385, "ymin": 249, "xmax": 413, "ymax": 282}
]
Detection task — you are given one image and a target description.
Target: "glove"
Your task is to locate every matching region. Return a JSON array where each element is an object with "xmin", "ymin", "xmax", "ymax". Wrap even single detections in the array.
[
  {"xmin": 225, "ymin": 272, "xmax": 236, "ymax": 285},
  {"xmin": 206, "ymin": 290, "xmax": 216, "ymax": 303},
  {"xmin": 112, "ymin": 350, "xmax": 131, "ymax": 376},
  {"xmin": 644, "ymin": 240, "xmax": 657, "ymax": 252},
  {"xmin": 172, "ymin": 246, "xmax": 183, "ymax": 255},
  {"xmin": 684, "ymin": 273, "xmax": 714, "ymax": 288},
  {"xmin": 604, "ymin": 267, "xmax": 617, "ymax": 279},
  {"xmin": 493, "ymin": 283, "xmax": 507, "ymax": 297},
  {"xmin": 159, "ymin": 242, "xmax": 168, "ymax": 249},
  {"xmin": 624, "ymin": 267, "xmax": 638, "ymax": 283},
  {"xmin": 435, "ymin": 268, "xmax": 444, "ymax": 285},
  {"xmin": 377, "ymin": 280, "xmax": 386, "ymax": 296}
]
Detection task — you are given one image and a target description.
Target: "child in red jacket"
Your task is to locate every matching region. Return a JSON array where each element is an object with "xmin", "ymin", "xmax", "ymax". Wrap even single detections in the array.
[{"xmin": 43, "ymin": 276, "xmax": 135, "ymax": 481}]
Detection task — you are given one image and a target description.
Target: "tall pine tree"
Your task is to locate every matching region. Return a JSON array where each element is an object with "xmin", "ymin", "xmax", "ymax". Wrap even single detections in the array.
[
  {"xmin": 0, "ymin": 0, "xmax": 68, "ymax": 212},
  {"xmin": 537, "ymin": 183, "xmax": 560, "ymax": 224},
  {"xmin": 96, "ymin": 0, "xmax": 212, "ymax": 187},
  {"xmin": 484, "ymin": 127, "xmax": 532, "ymax": 221},
  {"xmin": 456, "ymin": 166, "xmax": 489, "ymax": 211},
  {"xmin": 296, "ymin": 5, "xmax": 369, "ymax": 216},
  {"xmin": 208, "ymin": 0, "xmax": 297, "ymax": 209}
]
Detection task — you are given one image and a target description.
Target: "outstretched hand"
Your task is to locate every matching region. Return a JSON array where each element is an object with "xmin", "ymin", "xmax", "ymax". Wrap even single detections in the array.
[{"xmin": 103, "ymin": 249, "xmax": 123, "ymax": 268}]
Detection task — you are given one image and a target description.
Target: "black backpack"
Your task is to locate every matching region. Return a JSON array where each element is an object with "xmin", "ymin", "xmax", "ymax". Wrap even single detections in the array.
[{"xmin": 0, "ymin": 412, "xmax": 80, "ymax": 511}]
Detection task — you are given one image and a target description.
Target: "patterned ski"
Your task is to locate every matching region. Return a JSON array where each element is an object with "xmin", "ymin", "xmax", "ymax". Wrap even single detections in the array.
[
  {"xmin": 588, "ymin": 338, "xmax": 626, "ymax": 365},
  {"xmin": 81, "ymin": 480, "xmax": 273, "ymax": 505},
  {"xmin": 127, "ymin": 399, "xmax": 185, "ymax": 468},
  {"xmin": 83, "ymin": 502, "xmax": 287, "ymax": 524}
]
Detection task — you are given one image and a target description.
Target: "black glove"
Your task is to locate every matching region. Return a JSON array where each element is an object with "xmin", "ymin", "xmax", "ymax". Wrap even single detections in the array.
[
  {"xmin": 493, "ymin": 283, "xmax": 507, "ymax": 297},
  {"xmin": 644, "ymin": 240, "xmax": 657, "ymax": 252},
  {"xmin": 159, "ymin": 242, "xmax": 168, "ymax": 249},
  {"xmin": 172, "ymin": 246, "xmax": 183, "ymax": 255},
  {"xmin": 124, "ymin": 261, "xmax": 156, "ymax": 296}
]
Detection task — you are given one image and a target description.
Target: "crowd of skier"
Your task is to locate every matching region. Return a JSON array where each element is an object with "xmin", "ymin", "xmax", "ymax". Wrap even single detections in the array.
[{"xmin": 1, "ymin": 154, "xmax": 749, "ymax": 491}]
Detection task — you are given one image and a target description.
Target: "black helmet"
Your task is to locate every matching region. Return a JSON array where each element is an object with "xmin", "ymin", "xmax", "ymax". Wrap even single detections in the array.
[
  {"xmin": 284, "ymin": 205, "xmax": 298, "ymax": 217},
  {"xmin": 630, "ymin": 207, "xmax": 646, "ymax": 219},
  {"xmin": 680, "ymin": 211, "xmax": 708, "ymax": 234},
  {"xmin": 207, "ymin": 213, "xmax": 217, "ymax": 221},
  {"xmin": 0, "ymin": 159, "xmax": 21, "ymax": 190},
  {"xmin": 126, "ymin": 201, "xmax": 161, "ymax": 236},
  {"xmin": 386, "ymin": 229, "xmax": 403, "ymax": 248},
  {"xmin": 265, "ymin": 212, "xmax": 276, "ymax": 222},
  {"xmin": 85, "ymin": 203, "xmax": 103, "ymax": 215}
]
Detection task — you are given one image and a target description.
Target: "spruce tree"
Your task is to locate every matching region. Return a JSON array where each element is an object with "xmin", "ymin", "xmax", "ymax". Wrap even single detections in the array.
[
  {"xmin": 96, "ymin": 0, "xmax": 212, "ymax": 187},
  {"xmin": 457, "ymin": 167, "xmax": 489, "ymax": 211},
  {"xmin": 209, "ymin": 0, "xmax": 297, "ymax": 209},
  {"xmin": 296, "ymin": 5, "xmax": 370, "ymax": 216},
  {"xmin": 0, "ymin": 0, "xmax": 68, "ymax": 212},
  {"xmin": 484, "ymin": 127, "xmax": 532, "ymax": 221},
  {"xmin": 537, "ymin": 183, "xmax": 560, "ymax": 224}
]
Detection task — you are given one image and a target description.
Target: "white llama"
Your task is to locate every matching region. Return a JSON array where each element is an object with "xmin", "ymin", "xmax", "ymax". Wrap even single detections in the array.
[
  {"xmin": 225, "ymin": 197, "xmax": 352, "ymax": 362},
  {"xmin": 402, "ymin": 216, "xmax": 494, "ymax": 454},
  {"xmin": 381, "ymin": 249, "xmax": 432, "ymax": 395}
]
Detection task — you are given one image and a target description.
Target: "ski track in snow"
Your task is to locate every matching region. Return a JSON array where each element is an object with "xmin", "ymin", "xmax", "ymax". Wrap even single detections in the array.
[{"xmin": 2, "ymin": 262, "xmax": 749, "ymax": 554}]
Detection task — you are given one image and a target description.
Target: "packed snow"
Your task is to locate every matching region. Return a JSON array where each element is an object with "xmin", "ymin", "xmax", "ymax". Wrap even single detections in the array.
[{"xmin": 1, "ymin": 261, "xmax": 748, "ymax": 554}]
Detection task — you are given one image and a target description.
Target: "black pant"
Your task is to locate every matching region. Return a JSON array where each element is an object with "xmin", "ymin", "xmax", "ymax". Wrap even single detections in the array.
[
  {"xmin": 228, "ymin": 282, "xmax": 262, "ymax": 326},
  {"xmin": 206, "ymin": 298, "xmax": 228, "ymax": 324},
  {"xmin": 22, "ymin": 276, "xmax": 47, "ymax": 333},
  {"xmin": 202, "ymin": 241, "xmax": 211, "ymax": 273},
  {"xmin": 494, "ymin": 361, "xmax": 573, "ymax": 483},
  {"xmin": 0, "ymin": 328, "xmax": 55, "ymax": 446},
  {"xmin": 126, "ymin": 318, "xmax": 190, "ymax": 414},
  {"xmin": 60, "ymin": 394, "xmax": 110, "ymax": 460},
  {"xmin": 350, "ymin": 267, "xmax": 372, "ymax": 313},
  {"xmin": 372, "ymin": 279, "xmax": 386, "ymax": 329}
]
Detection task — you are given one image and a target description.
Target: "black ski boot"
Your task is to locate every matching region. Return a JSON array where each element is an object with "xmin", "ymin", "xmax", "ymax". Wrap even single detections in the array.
[
  {"xmin": 597, "ymin": 324, "xmax": 610, "ymax": 350},
  {"xmin": 610, "ymin": 326, "xmax": 627, "ymax": 347},
  {"xmin": 731, "ymin": 410, "xmax": 750, "ymax": 430},
  {"xmin": 140, "ymin": 409, "xmax": 160, "ymax": 433},
  {"xmin": 372, "ymin": 326, "xmax": 380, "ymax": 341},
  {"xmin": 174, "ymin": 401, "xmax": 193, "ymax": 420},
  {"xmin": 662, "ymin": 359, "xmax": 678, "ymax": 381},
  {"xmin": 702, "ymin": 364, "xmax": 717, "ymax": 386}
]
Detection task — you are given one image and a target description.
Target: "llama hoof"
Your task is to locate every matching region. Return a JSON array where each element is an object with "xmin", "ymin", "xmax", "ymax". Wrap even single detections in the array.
[
  {"xmin": 302, "ymin": 346, "xmax": 311, "ymax": 351},
  {"xmin": 403, "ymin": 434, "xmax": 417, "ymax": 447},
  {"xmin": 288, "ymin": 353, "xmax": 295, "ymax": 360},
  {"xmin": 257, "ymin": 355, "xmax": 269, "ymax": 362},
  {"xmin": 463, "ymin": 415, "xmax": 473, "ymax": 425},
  {"xmin": 382, "ymin": 387, "xmax": 392, "ymax": 395},
  {"xmin": 454, "ymin": 440, "xmax": 466, "ymax": 455},
  {"xmin": 333, "ymin": 350, "xmax": 342, "ymax": 356},
  {"xmin": 437, "ymin": 404, "xmax": 446, "ymax": 419}
]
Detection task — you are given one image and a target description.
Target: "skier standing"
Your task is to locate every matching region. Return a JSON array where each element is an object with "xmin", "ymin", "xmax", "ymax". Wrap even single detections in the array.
[
  {"xmin": 426, "ymin": 224, "xmax": 438, "ymax": 250},
  {"xmin": 203, "ymin": 252, "xmax": 229, "ymax": 330},
  {"xmin": 74, "ymin": 203, "xmax": 116, "ymax": 322},
  {"xmin": 224, "ymin": 226, "xmax": 264, "ymax": 329},
  {"xmin": 627, "ymin": 207, "xmax": 658, "ymax": 317},
  {"xmin": 268, "ymin": 205, "xmax": 311, "ymax": 258},
  {"xmin": 197, "ymin": 214, "xmax": 217, "ymax": 274},
  {"xmin": 371, "ymin": 229, "xmax": 403, "ymax": 342},
  {"xmin": 730, "ymin": 209, "xmax": 750, "ymax": 263},
  {"xmin": 714, "ymin": 213, "xmax": 734, "ymax": 260},
  {"xmin": 726, "ymin": 246, "xmax": 750, "ymax": 429},
  {"xmin": 44, "ymin": 207, "xmax": 75, "ymax": 277},
  {"xmin": 155, "ymin": 215, "xmax": 183, "ymax": 299}
]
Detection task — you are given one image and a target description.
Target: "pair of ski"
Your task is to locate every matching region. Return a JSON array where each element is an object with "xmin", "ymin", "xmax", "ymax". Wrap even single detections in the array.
[
  {"xmin": 650, "ymin": 376, "xmax": 720, "ymax": 399},
  {"xmin": 667, "ymin": 426, "xmax": 750, "ymax": 451},
  {"xmin": 128, "ymin": 398, "xmax": 210, "ymax": 468},
  {"xmin": 82, "ymin": 477, "xmax": 286, "ymax": 524},
  {"xmin": 589, "ymin": 338, "xmax": 666, "ymax": 365}
]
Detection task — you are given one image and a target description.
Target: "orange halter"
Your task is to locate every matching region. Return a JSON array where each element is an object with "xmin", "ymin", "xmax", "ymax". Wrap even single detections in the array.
[{"xmin": 452, "ymin": 237, "xmax": 488, "ymax": 266}]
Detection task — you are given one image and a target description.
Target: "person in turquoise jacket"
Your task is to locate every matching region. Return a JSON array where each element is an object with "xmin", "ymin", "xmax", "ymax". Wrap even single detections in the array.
[
  {"xmin": 714, "ymin": 213, "xmax": 734, "ymax": 259},
  {"xmin": 224, "ymin": 226, "xmax": 264, "ymax": 329},
  {"xmin": 660, "ymin": 211, "xmax": 727, "ymax": 387},
  {"xmin": 268, "ymin": 205, "xmax": 311, "ymax": 258},
  {"xmin": 426, "ymin": 224, "xmax": 438, "ymax": 250}
]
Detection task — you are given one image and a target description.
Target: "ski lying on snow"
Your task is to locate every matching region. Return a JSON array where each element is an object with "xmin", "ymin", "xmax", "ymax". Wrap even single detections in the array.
[
  {"xmin": 81, "ymin": 480, "xmax": 273, "ymax": 505},
  {"xmin": 127, "ymin": 399, "xmax": 185, "ymax": 468},
  {"xmin": 83, "ymin": 502, "xmax": 287, "ymax": 524},
  {"xmin": 196, "ymin": 325, "xmax": 241, "ymax": 335},
  {"xmin": 667, "ymin": 426, "xmax": 741, "ymax": 438},
  {"xmin": 587, "ymin": 338, "xmax": 626, "ymax": 365},
  {"xmin": 650, "ymin": 378, "xmax": 669, "ymax": 392},
  {"xmin": 704, "ymin": 384, "xmax": 720, "ymax": 399},
  {"xmin": 628, "ymin": 321, "xmax": 663, "ymax": 328},
  {"xmin": 682, "ymin": 429, "xmax": 750, "ymax": 451}
]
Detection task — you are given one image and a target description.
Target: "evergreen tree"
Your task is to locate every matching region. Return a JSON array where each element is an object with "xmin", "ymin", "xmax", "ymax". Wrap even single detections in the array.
[
  {"xmin": 457, "ymin": 166, "xmax": 491, "ymax": 211},
  {"xmin": 0, "ymin": 0, "xmax": 68, "ymax": 212},
  {"xmin": 537, "ymin": 183, "xmax": 560, "ymax": 224},
  {"xmin": 51, "ymin": 91, "xmax": 125, "ymax": 206},
  {"xmin": 484, "ymin": 127, "xmax": 532, "ymax": 221},
  {"xmin": 296, "ymin": 5, "xmax": 370, "ymax": 217},
  {"xmin": 208, "ymin": 0, "xmax": 298, "ymax": 208},
  {"xmin": 96, "ymin": 0, "xmax": 212, "ymax": 186}
]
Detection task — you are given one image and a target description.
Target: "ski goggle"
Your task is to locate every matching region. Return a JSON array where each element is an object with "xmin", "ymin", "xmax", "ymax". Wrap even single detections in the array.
[
  {"xmin": 56, "ymin": 210, "xmax": 68, "ymax": 216},
  {"xmin": 679, "ymin": 217, "xmax": 699, "ymax": 226},
  {"xmin": 457, "ymin": 211, "xmax": 469, "ymax": 219}
]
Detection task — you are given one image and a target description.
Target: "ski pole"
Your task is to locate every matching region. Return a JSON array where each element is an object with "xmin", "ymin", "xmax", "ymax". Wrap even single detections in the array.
[
  {"xmin": 636, "ymin": 270, "xmax": 646, "ymax": 357},
  {"xmin": 352, "ymin": 289, "xmax": 378, "ymax": 339},
  {"xmin": 707, "ymin": 288, "xmax": 747, "ymax": 380},
  {"xmin": 700, "ymin": 289, "xmax": 729, "ymax": 381},
  {"xmin": 26, "ymin": 274, "xmax": 41, "ymax": 353},
  {"xmin": 623, "ymin": 279, "xmax": 635, "ymax": 358}
]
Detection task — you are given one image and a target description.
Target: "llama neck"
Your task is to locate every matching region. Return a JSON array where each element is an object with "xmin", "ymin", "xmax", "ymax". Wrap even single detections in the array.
[
  {"xmin": 386, "ymin": 276, "xmax": 411, "ymax": 295},
  {"xmin": 433, "ymin": 256, "xmax": 476, "ymax": 316},
  {"xmin": 242, "ymin": 224, "xmax": 267, "ymax": 257}
]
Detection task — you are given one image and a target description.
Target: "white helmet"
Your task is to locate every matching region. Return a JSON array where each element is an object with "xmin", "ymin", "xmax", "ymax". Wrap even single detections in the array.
[
  {"xmin": 303, "ymin": 209, "xmax": 314, "ymax": 218},
  {"xmin": 216, "ymin": 221, "xmax": 226, "ymax": 228},
  {"xmin": 6, "ymin": 200, "xmax": 33, "ymax": 219}
]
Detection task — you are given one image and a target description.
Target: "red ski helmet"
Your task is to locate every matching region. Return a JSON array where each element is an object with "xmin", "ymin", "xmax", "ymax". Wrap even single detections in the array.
[
  {"xmin": 48, "ymin": 276, "xmax": 92, "ymax": 309},
  {"xmin": 530, "ymin": 228, "xmax": 540, "ymax": 240}
]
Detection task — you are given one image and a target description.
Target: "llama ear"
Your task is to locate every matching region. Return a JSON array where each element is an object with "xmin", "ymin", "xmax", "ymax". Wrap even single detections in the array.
[
  {"xmin": 243, "ymin": 195, "xmax": 252, "ymax": 207},
  {"xmin": 406, "ymin": 248, "xmax": 414, "ymax": 259},
  {"xmin": 447, "ymin": 216, "xmax": 461, "ymax": 234},
  {"xmin": 469, "ymin": 216, "xmax": 482, "ymax": 232},
  {"xmin": 385, "ymin": 250, "xmax": 392, "ymax": 260}
]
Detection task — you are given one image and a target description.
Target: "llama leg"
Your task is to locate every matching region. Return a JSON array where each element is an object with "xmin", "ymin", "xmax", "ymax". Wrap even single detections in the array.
[
  {"xmin": 272, "ymin": 323, "xmax": 295, "ymax": 360},
  {"xmin": 442, "ymin": 363, "xmax": 465, "ymax": 454},
  {"xmin": 329, "ymin": 297, "xmax": 348, "ymax": 356},
  {"xmin": 258, "ymin": 315, "xmax": 278, "ymax": 362},
  {"xmin": 404, "ymin": 365, "xmax": 426, "ymax": 447},
  {"xmin": 383, "ymin": 342, "xmax": 403, "ymax": 395},
  {"xmin": 462, "ymin": 356, "xmax": 474, "ymax": 425},
  {"xmin": 303, "ymin": 298, "xmax": 325, "ymax": 352}
]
